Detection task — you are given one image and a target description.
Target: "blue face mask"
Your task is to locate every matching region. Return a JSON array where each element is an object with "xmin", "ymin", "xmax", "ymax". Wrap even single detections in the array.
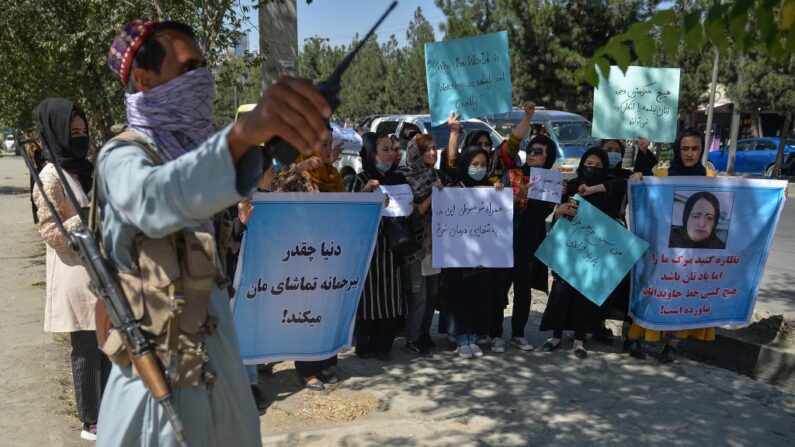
[
  {"xmin": 607, "ymin": 151, "xmax": 622, "ymax": 168},
  {"xmin": 468, "ymin": 166, "xmax": 487, "ymax": 181},
  {"xmin": 376, "ymin": 160, "xmax": 392, "ymax": 172}
]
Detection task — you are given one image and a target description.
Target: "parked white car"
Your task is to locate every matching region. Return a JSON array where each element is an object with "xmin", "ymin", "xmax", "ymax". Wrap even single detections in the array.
[{"xmin": 3, "ymin": 134, "xmax": 16, "ymax": 153}]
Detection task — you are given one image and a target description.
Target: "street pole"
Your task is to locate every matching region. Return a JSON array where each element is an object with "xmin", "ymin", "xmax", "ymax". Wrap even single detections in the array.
[
  {"xmin": 233, "ymin": 83, "xmax": 238, "ymax": 116},
  {"xmin": 702, "ymin": 47, "xmax": 719, "ymax": 166},
  {"xmin": 773, "ymin": 112, "xmax": 792, "ymax": 178}
]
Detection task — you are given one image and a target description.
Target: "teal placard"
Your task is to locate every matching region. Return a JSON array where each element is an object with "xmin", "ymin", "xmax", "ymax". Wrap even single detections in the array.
[
  {"xmin": 591, "ymin": 65, "xmax": 680, "ymax": 143},
  {"xmin": 424, "ymin": 31, "xmax": 512, "ymax": 126},
  {"xmin": 535, "ymin": 195, "xmax": 650, "ymax": 306}
]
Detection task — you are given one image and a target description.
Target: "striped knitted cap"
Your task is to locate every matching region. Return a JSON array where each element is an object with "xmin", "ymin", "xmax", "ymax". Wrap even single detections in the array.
[{"xmin": 107, "ymin": 19, "xmax": 158, "ymax": 87}]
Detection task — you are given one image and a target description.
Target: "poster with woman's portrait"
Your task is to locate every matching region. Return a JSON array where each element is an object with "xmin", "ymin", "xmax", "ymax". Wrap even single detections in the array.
[
  {"xmin": 668, "ymin": 190, "xmax": 734, "ymax": 250},
  {"xmin": 628, "ymin": 177, "xmax": 786, "ymax": 331}
]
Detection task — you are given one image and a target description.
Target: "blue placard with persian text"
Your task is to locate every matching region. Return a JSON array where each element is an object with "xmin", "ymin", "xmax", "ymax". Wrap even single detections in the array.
[
  {"xmin": 535, "ymin": 194, "xmax": 649, "ymax": 306},
  {"xmin": 425, "ymin": 31, "xmax": 512, "ymax": 126},
  {"xmin": 231, "ymin": 193, "xmax": 383, "ymax": 364}
]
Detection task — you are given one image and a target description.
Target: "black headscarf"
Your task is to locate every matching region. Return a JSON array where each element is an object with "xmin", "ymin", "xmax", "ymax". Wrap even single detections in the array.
[
  {"xmin": 669, "ymin": 191, "xmax": 725, "ymax": 249},
  {"xmin": 35, "ymin": 98, "xmax": 93, "ymax": 192},
  {"xmin": 576, "ymin": 146, "xmax": 609, "ymax": 186},
  {"xmin": 522, "ymin": 134, "xmax": 557, "ymax": 175},
  {"xmin": 463, "ymin": 130, "xmax": 493, "ymax": 149},
  {"xmin": 565, "ymin": 146, "xmax": 611, "ymax": 214},
  {"xmin": 360, "ymin": 132, "xmax": 404, "ymax": 185},
  {"xmin": 456, "ymin": 145, "xmax": 490, "ymax": 187},
  {"xmin": 669, "ymin": 127, "xmax": 706, "ymax": 176}
]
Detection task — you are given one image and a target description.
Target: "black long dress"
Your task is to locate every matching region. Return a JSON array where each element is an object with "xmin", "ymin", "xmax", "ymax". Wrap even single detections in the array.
[
  {"xmin": 539, "ymin": 177, "xmax": 623, "ymax": 338},
  {"xmin": 349, "ymin": 133, "xmax": 407, "ymax": 356},
  {"xmin": 509, "ymin": 198, "xmax": 554, "ymax": 337}
]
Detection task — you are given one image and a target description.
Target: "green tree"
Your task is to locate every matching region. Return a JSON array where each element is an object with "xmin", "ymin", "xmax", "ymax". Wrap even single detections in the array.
[
  {"xmin": 436, "ymin": 0, "xmax": 660, "ymax": 116},
  {"xmin": 0, "ymin": 0, "xmax": 258, "ymax": 141},
  {"xmin": 580, "ymin": 0, "xmax": 795, "ymax": 86},
  {"xmin": 384, "ymin": 7, "xmax": 436, "ymax": 115}
]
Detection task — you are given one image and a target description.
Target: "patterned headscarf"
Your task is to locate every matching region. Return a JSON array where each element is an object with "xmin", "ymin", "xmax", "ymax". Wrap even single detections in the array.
[
  {"xmin": 125, "ymin": 67, "xmax": 215, "ymax": 160},
  {"xmin": 107, "ymin": 19, "xmax": 158, "ymax": 87},
  {"xmin": 404, "ymin": 135, "xmax": 439, "ymax": 200}
]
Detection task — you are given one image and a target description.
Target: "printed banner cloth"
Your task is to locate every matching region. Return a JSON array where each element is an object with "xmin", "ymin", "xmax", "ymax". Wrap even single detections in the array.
[
  {"xmin": 432, "ymin": 187, "xmax": 514, "ymax": 268},
  {"xmin": 232, "ymin": 193, "xmax": 383, "ymax": 364},
  {"xmin": 591, "ymin": 65, "xmax": 681, "ymax": 143},
  {"xmin": 425, "ymin": 31, "xmax": 512, "ymax": 126},
  {"xmin": 535, "ymin": 194, "xmax": 650, "ymax": 306},
  {"xmin": 628, "ymin": 177, "xmax": 787, "ymax": 330}
]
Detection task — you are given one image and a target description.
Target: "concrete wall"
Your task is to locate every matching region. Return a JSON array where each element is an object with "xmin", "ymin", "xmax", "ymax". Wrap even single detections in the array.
[{"xmin": 258, "ymin": 0, "xmax": 298, "ymax": 90}]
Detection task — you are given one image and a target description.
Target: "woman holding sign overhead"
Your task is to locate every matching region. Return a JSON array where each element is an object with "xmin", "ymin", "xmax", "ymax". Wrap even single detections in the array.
[
  {"xmin": 498, "ymin": 134, "xmax": 559, "ymax": 352},
  {"xmin": 441, "ymin": 144, "xmax": 505, "ymax": 359},
  {"xmin": 348, "ymin": 132, "xmax": 406, "ymax": 362},
  {"xmin": 539, "ymin": 147, "xmax": 622, "ymax": 359},
  {"xmin": 626, "ymin": 128, "xmax": 716, "ymax": 363}
]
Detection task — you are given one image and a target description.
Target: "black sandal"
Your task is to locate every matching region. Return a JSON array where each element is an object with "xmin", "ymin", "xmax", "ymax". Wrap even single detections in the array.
[
  {"xmin": 540, "ymin": 339, "xmax": 562, "ymax": 352},
  {"xmin": 318, "ymin": 371, "xmax": 339, "ymax": 384},
  {"xmin": 574, "ymin": 347, "xmax": 588, "ymax": 359},
  {"xmin": 628, "ymin": 340, "xmax": 647, "ymax": 360},
  {"xmin": 659, "ymin": 344, "xmax": 678, "ymax": 364}
]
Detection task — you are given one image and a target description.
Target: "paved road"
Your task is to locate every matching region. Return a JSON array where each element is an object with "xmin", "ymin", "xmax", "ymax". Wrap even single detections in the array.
[{"xmin": 756, "ymin": 197, "xmax": 795, "ymax": 318}]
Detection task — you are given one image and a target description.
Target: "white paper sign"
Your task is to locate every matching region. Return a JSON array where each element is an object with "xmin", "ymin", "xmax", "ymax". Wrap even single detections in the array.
[
  {"xmin": 331, "ymin": 122, "xmax": 363, "ymax": 153},
  {"xmin": 378, "ymin": 184, "xmax": 414, "ymax": 217},
  {"xmin": 527, "ymin": 167, "xmax": 564, "ymax": 203},
  {"xmin": 432, "ymin": 188, "xmax": 514, "ymax": 268}
]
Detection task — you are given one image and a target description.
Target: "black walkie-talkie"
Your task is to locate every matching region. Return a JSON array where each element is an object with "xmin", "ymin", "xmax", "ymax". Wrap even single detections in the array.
[{"xmin": 269, "ymin": 0, "xmax": 398, "ymax": 166}]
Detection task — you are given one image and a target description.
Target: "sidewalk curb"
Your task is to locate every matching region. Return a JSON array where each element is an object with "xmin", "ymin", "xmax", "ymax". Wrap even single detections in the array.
[{"xmin": 685, "ymin": 330, "xmax": 795, "ymax": 393}]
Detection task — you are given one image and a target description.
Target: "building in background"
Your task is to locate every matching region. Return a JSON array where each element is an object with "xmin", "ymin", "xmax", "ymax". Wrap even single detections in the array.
[{"xmin": 234, "ymin": 33, "xmax": 249, "ymax": 57}]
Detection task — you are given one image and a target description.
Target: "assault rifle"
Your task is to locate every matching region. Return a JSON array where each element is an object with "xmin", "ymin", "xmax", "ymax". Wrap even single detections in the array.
[
  {"xmin": 270, "ymin": 0, "xmax": 398, "ymax": 166},
  {"xmin": 19, "ymin": 139, "xmax": 188, "ymax": 447}
]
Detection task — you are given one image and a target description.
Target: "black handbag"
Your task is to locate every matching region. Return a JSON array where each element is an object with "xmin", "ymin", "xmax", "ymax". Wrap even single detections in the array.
[{"xmin": 383, "ymin": 217, "xmax": 422, "ymax": 258}]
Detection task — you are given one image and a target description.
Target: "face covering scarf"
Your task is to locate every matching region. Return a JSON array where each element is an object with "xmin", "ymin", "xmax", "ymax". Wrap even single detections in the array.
[{"xmin": 125, "ymin": 67, "xmax": 215, "ymax": 161}]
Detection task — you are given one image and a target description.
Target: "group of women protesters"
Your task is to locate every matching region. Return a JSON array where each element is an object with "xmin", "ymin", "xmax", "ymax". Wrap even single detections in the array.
[{"xmin": 31, "ymin": 93, "xmax": 720, "ymax": 442}]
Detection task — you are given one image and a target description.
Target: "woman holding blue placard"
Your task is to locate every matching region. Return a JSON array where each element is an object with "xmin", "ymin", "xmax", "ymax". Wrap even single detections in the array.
[
  {"xmin": 626, "ymin": 128, "xmax": 716, "ymax": 363},
  {"xmin": 539, "ymin": 147, "xmax": 623, "ymax": 359},
  {"xmin": 441, "ymin": 144, "xmax": 505, "ymax": 359}
]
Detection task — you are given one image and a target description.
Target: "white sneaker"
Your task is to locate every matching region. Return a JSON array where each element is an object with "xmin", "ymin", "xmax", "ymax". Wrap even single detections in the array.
[
  {"xmin": 469, "ymin": 343, "xmax": 484, "ymax": 357},
  {"xmin": 490, "ymin": 337, "xmax": 507, "ymax": 353},
  {"xmin": 476, "ymin": 335, "xmax": 491, "ymax": 345},
  {"xmin": 457, "ymin": 344, "xmax": 474, "ymax": 359},
  {"xmin": 80, "ymin": 423, "xmax": 97, "ymax": 441},
  {"xmin": 511, "ymin": 336, "xmax": 535, "ymax": 351}
]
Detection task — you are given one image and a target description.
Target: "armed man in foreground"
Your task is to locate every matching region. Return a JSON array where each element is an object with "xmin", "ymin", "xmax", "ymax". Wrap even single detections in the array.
[{"xmin": 95, "ymin": 19, "xmax": 331, "ymax": 446}]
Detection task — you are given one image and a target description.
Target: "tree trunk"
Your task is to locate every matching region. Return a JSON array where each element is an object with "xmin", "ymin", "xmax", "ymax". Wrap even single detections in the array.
[{"xmin": 773, "ymin": 112, "xmax": 792, "ymax": 178}]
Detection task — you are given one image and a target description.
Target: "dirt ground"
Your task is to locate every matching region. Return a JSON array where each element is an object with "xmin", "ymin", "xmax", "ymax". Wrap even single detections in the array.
[{"xmin": 3, "ymin": 154, "xmax": 795, "ymax": 447}]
